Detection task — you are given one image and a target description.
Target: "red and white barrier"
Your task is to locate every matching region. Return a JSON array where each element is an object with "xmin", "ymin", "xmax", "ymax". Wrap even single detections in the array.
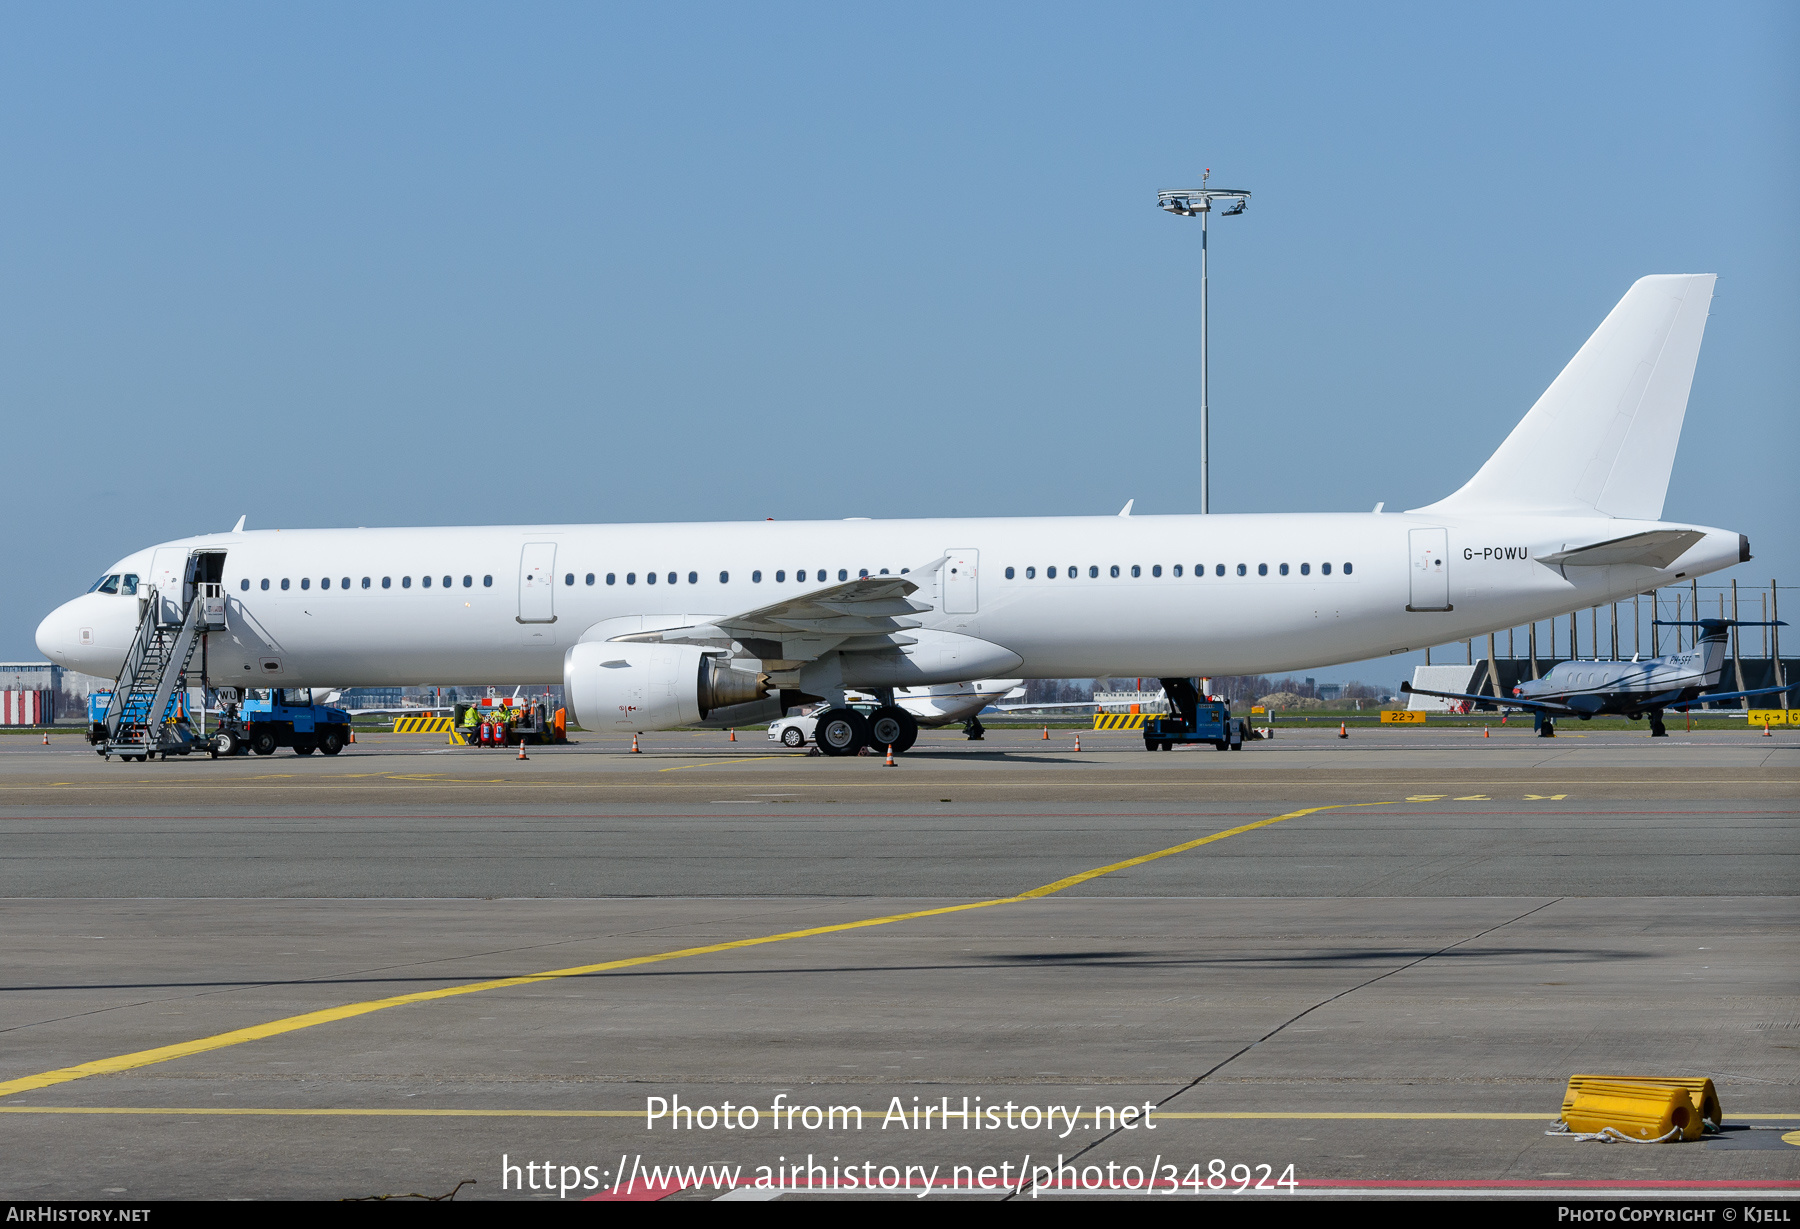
[{"xmin": 1, "ymin": 690, "xmax": 52, "ymax": 725}]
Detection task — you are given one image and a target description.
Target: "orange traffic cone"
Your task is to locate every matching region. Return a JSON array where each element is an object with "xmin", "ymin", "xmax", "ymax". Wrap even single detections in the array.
[
  {"xmin": 1764, "ymin": 721, "xmax": 1773, "ymax": 737},
  {"xmin": 1483, "ymin": 726, "xmax": 1490, "ymax": 738},
  {"xmin": 517, "ymin": 741, "xmax": 529, "ymax": 760},
  {"xmin": 349, "ymin": 730, "xmax": 356, "ymax": 743},
  {"xmin": 1338, "ymin": 722, "xmax": 1348, "ymax": 739},
  {"xmin": 630, "ymin": 733, "xmax": 641, "ymax": 754},
  {"xmin": 1074, "ymin": 734, "xmax": 1082, "ymax": 752},
  {"xmin": 728, "ymin": 728, "xmax": 736, "ymax": 741},
  {"xmin": 42, "ymin": 731, "xmax": 50, "ymax": 745},
  {"xmin": 884, "ymin": 744, "xmax": 897, "ymax": 766},
  {"xmin": 1042, "ymin": 726, "xmax": 1049, "ymax": 740}
]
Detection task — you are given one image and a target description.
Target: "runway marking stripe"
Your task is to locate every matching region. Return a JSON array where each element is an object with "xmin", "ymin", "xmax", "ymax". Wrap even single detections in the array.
[
  {"xmin": 658, "ymin": 756, "xmax": 791, "ymax": 772},
  {"xmin": 0, "ymin": 801, "xmax": 1356, "ymax": 1100}
]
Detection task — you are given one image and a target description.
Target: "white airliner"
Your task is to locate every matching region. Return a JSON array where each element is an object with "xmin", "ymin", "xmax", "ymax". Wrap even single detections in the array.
[{"xmin": 37, "ymin": 275, "xmax": 1750, "ymax": 755}]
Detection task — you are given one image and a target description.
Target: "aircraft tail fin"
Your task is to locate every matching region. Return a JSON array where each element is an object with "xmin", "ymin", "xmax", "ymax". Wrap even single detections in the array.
[{"xmin": 1414, "ymin": 274, "xmax": 1715, "ymax": 520}]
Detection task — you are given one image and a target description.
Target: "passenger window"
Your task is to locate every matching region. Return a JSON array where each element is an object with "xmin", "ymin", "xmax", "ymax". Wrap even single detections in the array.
[
  {"xmin": 1131, "ymin": 565, "xmax": 1141, "ymax": 578},
  {"xmin": 1047, "ymin": 567, "xmax": 1057, "ymax": 579},
  {"xmin": 586, "ymin": 573, "xmax": 595, "ymax": 585},
  {"xmin": 1025, "ymin": 566, "xmax": 1036, "ymax": 579},
  {"xmin": 647, "ymin": 572, "xmax": 657, "ymax": 585},
  {"xmin": 1110, "ymin": 565, "xmax": 1120, "ymax": 578},
  {"xmin": 606, "ymin": 573, "xmax": 616, "ymax": 585},
  {"xmin": 1172, "ymin": 565, "xmax": 1182, "ymax": 577},
  {"xmin": 1257, "ymin": 564, "xmax": 1268, "ymax": 577},
  {"xmin": 422, "ymin": 576, "xmax": 431, "ymax": 588},
  {"xmin": 667, "ymin": 572, "xmax": 676, "ymax": 585},
  {"xmin": 1005, "ymin": 567, "xmax": 1015, "ymax": 579},
  {"xmin": 1344, "ymin": 562, "xmax": 1354, "ymax": 575},
  {"xmin": 122, "ymin": 574, "xmax": 138, "ymax": 594},
  {"xmin": 838, "ymin": 569, "xmax": 848, "ymax": 581},
  {"xmin": 442, "ymin": 575, "xmax": 451, "ymax": 588},
  {"xmin": 484, "ymin": 575, "xmax": 492, "ymax": 587},
  {"xmin": 303, "ymin": 578, "xmax": 313, "ymax": 590},
  {"xmin": 262, "ymin": 578, "xmax": 271, "ymax": 590},
  {"xmin": 752, "ymin": 570, "xmax": 762, "ymax": 583},
  {"xmin": 282, "ymin": 578, "xmax": 291, "ymax": 590},
  {"xmin": 1151, "ymin": 565, "xmax": 1161, "ymax": 577},
  {"xmin": 564, "ymin": 573, "xmax": 574, "ymax": 586},
  {"xmin": 719, "ymin": 571, "xmax": 729, "ymax": 584},
  {"xmin": 1089, "ymin": 566, "xmax": 1099, "ymax": 578},
  {"xmin": 342, "ymin": 577, "xmax": 351, "ymax": 589},
  {"xmin": 463, "ymin": 575, "xmax": 472, "ymax": 588},
  {"xmin": 382, "ymin": 577, "xmax": 391, "ymax": 589},
  {"xmin": 859, "ymin": 568, "xmax": 869, "ymax": 578},
  {"xmin": 627, "ymin": 573, "xmax": 637, "ymax": 585},
  {"xmin": 879, "ymin": 568, "xmax": 889, "ymax": 575},
  {"xmin": 1236, "ymin": 565, "xmax": 1246, "ymax": 577},
  {"xmin": 689, "ymin": 572, "xmax": 698, "ymax": 584},
  {"xmin": 362, "ymin": 577, "xmax": 371, "ymax": 589},
  {"xmin": 1321, "ymin": 563, "xmax": 1331, "ymax": 575},
  {"xmin": 1067, "ymin": 566, "xmax": 1077, "ymax": 579},
  {"xmin": 402, "ymin": 576, "xmax": 411, "ymax": 588},
  {"xmin": 240, "ymin": 578, "xmax": 250, "ymax": 591},
  {"xmin": 776, "ymin": 570, "xmax": 786, "ymax": 582},
  {"xmin": 1278, "ymin": 564, "xmax": 1288, "ymax": 576},
  {"xmin": 1300, "ymin": 563, "xmax": 1310, "ymax": 576}
]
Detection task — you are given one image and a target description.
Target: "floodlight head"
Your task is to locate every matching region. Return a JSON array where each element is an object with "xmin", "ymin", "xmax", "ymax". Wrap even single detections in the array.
[{"xmin": 1220, "ymin": 198, "xmax": 1247, "ymax": 217}]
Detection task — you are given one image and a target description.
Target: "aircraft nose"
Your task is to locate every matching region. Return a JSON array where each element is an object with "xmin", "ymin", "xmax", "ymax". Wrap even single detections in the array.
[{"xmin": 36, "ymin": 600, "xmax": 82, "ymax": 667}]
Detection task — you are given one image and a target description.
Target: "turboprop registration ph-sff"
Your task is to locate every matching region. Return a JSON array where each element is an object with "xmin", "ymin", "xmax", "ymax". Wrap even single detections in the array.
[{"xmin": 39, "ymin": 275, "xmax": 1752, "ymax": 755}]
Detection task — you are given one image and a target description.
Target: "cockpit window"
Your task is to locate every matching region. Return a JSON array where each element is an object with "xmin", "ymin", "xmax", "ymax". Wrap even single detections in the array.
[
  {"xmin": 91, "ymin": 574, "xmax": 121, "ymax": 595},
  {"xmin": 121, "ymin": 574, "xmax": 139, "ymax": 595}
]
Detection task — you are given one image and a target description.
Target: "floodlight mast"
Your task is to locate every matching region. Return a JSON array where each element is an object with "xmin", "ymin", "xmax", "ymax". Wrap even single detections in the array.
[{"xmin": 1158, "ymin": 171, "xmax": 1250, "ymax": 514}]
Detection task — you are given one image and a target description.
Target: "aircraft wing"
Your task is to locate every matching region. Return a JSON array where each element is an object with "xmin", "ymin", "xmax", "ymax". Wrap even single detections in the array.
[
  {"xmin": 1669, "ymin": 681, "xmax": 1800, "ymax": 711},
  {"xmin": 1399, "ymin": 681, "xmax": 1573, "ymax": 714},
  {"xmin": 606, "ymin": 559, "xmax": 946, "ymax": 665},
  {"xmin": 993, "ymin": 701, "xmax": 1098, "ymax": 712}
]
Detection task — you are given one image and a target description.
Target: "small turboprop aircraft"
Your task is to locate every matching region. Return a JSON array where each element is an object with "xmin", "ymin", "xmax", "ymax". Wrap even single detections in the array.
[{"xmin": 1401, "ymin": 619, "xmax": 1796, "ymax": 737}]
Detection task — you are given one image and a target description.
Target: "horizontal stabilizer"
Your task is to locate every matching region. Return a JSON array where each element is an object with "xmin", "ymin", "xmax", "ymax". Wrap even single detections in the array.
[
  {"xmin": 1416, "ymin": 274, "xmax": 1715, "ymax": 520},
  {"xmin": 1539, "ymin": 529, "xmax": 1706, "ymax": 569}
]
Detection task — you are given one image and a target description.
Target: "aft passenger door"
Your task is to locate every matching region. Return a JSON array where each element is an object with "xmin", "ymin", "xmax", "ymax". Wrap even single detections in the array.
[
  {"xmin": 943, "ymin": 549, "xmax": 979, "ymax": 614},
  {"xmin": 518, "ymin": 542, "xmax": 558, "ymax": 647},
  {"xmin": 1406, "ymin": 528, "xmax": 1452, "ymax": 612}
]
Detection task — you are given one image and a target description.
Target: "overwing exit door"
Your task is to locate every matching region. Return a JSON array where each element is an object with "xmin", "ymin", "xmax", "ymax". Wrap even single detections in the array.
[
  {"xmin": 1406, "ymin": 528, "xmax": 1452, "ymax": 612},
  {"xmin": 943, "ymin": 549, "xmax": 979, "ymax": 614},
  {"xmin": 518, "ymin": 542, "xmax": 558, "ymax": 647}
]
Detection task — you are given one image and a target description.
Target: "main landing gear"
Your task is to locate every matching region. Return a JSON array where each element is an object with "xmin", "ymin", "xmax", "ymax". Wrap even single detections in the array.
[
  {"xmin": 1648, "ymin": 710, "xmax": 1668, "ymax": 738},
  {"xmin": 814, "ymin": 706, "xmax": 919, "ymax": 757},
  {"xmin": 963, "ymin": 716, "xmax": 986, "ymax": 741}
]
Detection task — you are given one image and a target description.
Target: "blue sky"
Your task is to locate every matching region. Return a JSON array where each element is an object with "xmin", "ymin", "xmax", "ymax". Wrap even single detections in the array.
[{"xmin": 3, "ymin": 3, "xmax": 1794, "ymax": 682}]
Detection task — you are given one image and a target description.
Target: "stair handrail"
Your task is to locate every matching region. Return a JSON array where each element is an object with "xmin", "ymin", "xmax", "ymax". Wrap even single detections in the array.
[{"xmin": 103, "ymin": 587, "xmax": 162, "ymax": 742}]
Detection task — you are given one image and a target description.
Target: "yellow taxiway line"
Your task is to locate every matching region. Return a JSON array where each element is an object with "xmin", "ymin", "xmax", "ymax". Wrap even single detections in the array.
[{"xmin": 0, "ymin": 803, "xmax": 1367, "ymax": 1101}]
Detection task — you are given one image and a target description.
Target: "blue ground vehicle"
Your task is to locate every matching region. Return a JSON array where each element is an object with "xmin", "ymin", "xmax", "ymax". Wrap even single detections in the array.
[
  {"xmin": 1141, "ymin": 678, "xmax": 1251, "ymax": 751},
  {"xmin": 214, "ymin": 689, "xmax": 352, "ymax": 757},
  {"xmin": 85, "ymin": 690, "xmax": 206, "ymax": 759}
]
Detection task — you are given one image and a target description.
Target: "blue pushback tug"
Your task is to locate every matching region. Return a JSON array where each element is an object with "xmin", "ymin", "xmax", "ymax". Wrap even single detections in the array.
[
  {"xmin": 1140, "ymin": 678, "xmax": 1251, "ymax": 751},
  {"xmin": 213, "ymin": 689, "xmax": 352, "ymax": 757}
]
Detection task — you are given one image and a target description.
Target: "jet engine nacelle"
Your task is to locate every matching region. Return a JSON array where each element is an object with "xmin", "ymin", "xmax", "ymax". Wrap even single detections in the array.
[{"xmin": 564, "ymin": 642, "xmax": 767, "ymax": 732}]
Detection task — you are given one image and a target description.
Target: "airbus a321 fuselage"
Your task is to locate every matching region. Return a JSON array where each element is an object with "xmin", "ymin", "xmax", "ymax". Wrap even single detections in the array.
[{"xmin": 37, "ymin": 275, "xmax": 1753, "ymax": 753}]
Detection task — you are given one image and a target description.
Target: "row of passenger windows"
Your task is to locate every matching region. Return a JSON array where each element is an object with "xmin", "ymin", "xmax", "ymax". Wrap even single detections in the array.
[
  {"xmin": 229, "ymin": 560, "xmax": 1356, "ymax": 593},
  {"xmin": 1003, "ymin": 562, "xmax": 1355, "ymax": 579},
  {"xmin": 236, "ymin": 567, "xmax": 907, "ymax": 592},
  {"xmin": 241, "ymin": 575, "xmax": 493, "ymax": 592}
]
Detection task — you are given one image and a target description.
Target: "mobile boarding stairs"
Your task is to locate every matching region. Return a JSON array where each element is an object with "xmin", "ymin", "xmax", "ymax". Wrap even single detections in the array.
[{"xmin": 98, "ymin": 555, "xmax": 227, "ymax": 761}]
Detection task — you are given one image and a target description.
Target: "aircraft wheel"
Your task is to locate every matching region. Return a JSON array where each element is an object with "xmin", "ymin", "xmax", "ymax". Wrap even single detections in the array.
[
  {"xmin": 252, "ymin": 731, "xmax": 278, "ymax": 756},
  {"xmin": 814, "ymin": 708, "xmax": 868, "ymax": 757},
  {"xmin": 868, "ymin": 707, "xmax": 918, "ymax": 754},
  {"xmin": 319, "ymin": 729, "xmax": 344, "ymax": 756},
  {"xmin": 1161, "ymin": 741, "xmax": 1173, "ymax": 752},
  {"xmin": 1214, "ymin": 740, "xmax": 1229, "ymax": 751},
  {"xmin": 781, "ymin": 726, "xmax": 806, "ymax": 748},
  {"xmin": 214, "ymin": 730, "xmax": 239, "ymax": 757}
]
